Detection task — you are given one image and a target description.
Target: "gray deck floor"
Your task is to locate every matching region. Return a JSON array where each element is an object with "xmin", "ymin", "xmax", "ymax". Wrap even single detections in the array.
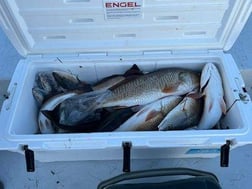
[{"xmin": 1, "ymin": 14, "xmax": 252, "ymax": 189}]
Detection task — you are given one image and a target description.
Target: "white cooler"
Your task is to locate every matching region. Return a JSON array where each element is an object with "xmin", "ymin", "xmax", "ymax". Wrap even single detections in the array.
[{"xmin": 0, "ymin": 0, "xmax": 252, "ymax": 166}]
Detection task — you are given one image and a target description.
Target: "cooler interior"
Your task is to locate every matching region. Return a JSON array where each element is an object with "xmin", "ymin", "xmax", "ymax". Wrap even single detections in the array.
[{"xmin": 3, "ymin": 53, "xmax": 249, "ymax": 136}]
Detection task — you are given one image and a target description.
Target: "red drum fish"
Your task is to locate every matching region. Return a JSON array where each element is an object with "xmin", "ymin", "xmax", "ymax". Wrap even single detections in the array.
[{"xmin": 58, "ymin": 68, "xmax": 200, "ymax": 126}]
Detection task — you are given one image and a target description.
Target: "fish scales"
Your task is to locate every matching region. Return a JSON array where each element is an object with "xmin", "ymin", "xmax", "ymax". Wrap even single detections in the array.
[
  {"xmin": 103, "ymin": 69, "xmax": 198, "ymax": 107},
  {"xmin": 158, "ymin": 96, "xmax": 203, "ymax": 130}
]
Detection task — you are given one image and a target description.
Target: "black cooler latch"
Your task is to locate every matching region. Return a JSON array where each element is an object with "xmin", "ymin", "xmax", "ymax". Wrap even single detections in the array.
[
  {"xmin": 122, "ymin": 141, "xmax": 132, "ymax": 173},
  {"xmin": 220, "ymin": 140, "xmax": 231, "ymax": 167},
  {"xmin": 23, "ymin": 145, "xmax": 35, "ymax": 172}
]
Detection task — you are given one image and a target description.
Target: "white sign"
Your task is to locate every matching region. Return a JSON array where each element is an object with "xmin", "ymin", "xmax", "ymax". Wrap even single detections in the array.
[{"xmin": 103, "ymin": 0, "xmax": 143, "ymax": 20}]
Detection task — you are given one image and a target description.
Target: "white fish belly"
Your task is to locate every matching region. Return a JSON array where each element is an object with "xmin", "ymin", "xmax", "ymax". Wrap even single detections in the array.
[
  {"xmin": 197, "ymin": 97, "xmax": 222, "ymax": 130},
  {"xmin": 115, "ymin": 96, "xmax": 182, "ymax": 131}
]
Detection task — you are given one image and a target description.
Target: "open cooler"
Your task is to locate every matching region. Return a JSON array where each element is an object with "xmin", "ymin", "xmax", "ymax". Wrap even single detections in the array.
[{"xmin": 0, "ymin": 0, "xmax": 252, "ymax": 166}]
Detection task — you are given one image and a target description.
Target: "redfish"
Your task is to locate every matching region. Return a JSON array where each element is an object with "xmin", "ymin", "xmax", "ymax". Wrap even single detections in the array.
[
  {"xmin": 197, "ymin": 63, "xmax": 226, "ymax": 130},
  {"xmin": 59, "ymin": 68, "xmax": 200, "ymax": 126},
  {"xmin": 115, "ymin": 96, "xmax": 182, "ymax": 131}
]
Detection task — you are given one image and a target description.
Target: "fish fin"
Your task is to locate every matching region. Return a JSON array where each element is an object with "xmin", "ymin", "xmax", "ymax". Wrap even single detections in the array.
[
  {"xmin": 123, "ymin": 64, "xmax": 143, "ymax": 77},
  {"xmin": 41, "ymin": 110, "xmax": 52, "ymax": 119},
  {"xmin": 162, "ymin": 85, "xmax": 177, "ymax": 93},
  {"xmin": 41, "ymin": 110, "xmax": 58, "ymax": 122},
  {"xmin": 52, "ymin": 71, "xmax": 84, "ymax": 90},
  {"xmin": 220, "ymin": 98, "xmax": 227, "ymax": 115},
  {"xmin": 92, "ymin": 74, "xmax": 123, "ymax": 87},
  {"xmin": 109, "ymin": 76, "xmax": 138, "ymax": 90},
  {"xmin": 145, "ymin": 110, "xmax": 160, "ymax": 121}
]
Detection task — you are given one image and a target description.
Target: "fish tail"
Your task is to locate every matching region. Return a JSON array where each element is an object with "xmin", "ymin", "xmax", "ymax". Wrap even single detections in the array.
[{"xmin": 59, "ymin": 90, "xmax": 111, "ymax": 126}]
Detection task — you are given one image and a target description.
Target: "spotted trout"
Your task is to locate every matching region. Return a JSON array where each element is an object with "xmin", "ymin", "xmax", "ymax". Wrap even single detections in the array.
[{"xmin": 58, "ymin": 68, "xmax": 200, "ymax": 126}]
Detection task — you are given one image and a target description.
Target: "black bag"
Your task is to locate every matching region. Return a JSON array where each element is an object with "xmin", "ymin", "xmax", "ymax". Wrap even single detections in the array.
[{"xmin": 97, "ymin": 168, "xmax": 222, "ymax": 189}]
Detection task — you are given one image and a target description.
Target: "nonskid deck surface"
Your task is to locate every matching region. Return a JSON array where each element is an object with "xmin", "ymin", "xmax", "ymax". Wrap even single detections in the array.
[{"xmin": 0, "ymin": 14, "xmax": 252, "ymax": 189}]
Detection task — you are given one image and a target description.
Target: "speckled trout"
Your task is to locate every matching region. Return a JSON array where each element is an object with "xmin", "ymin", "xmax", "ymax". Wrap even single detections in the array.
[{"xmin": 58, "ymin": 68, "xmax": 200, "ymax": 126}]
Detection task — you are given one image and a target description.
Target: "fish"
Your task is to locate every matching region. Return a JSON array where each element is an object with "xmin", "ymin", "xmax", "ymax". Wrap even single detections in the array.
[
  {"xmin": 102, "ymin": 68, "xmax": 199, "ymax": 107},
  {"xmin": 57, "ymin": 89, "xmax": 110, "ymax": 126},
  {"xmin": 33, "ymin": 71, "xmax": 65, "ymax": 106},
  {"xmin": 43, "ymin": 107, "xmax": 135, "ymax": 133},
  {"xmin": 58, "ymin": 68, "xmax": 200, "ymax": 126},
  {"xmin": 36, "ymin": 71, "xmax": 62, "ymax": 93},
  {"xmin": 33, "ymin": 71, "xmax": 93, "ymax": 107},
  {"xmin": 52, "ymin": 109, "xmax": 104, "ymax": 133},
  {"xmin": 92, "ymin": 64, "xmax": 144, "ymax": 91},
  {"xmin": 32, "ymin": 87, "xmax": 47, "ymax": 106},
  {"xmin": 95, "ymin": 107, "xmax": 137, "ymax": 132},
  {"xmin": 197, "ymin": 63, "xmax": 226, "ymax": 130},
  {"xmin": 92, "ymin": 75, "xmax": 126, "ymax": 91},
  {"xmin": 158, "ymin": 96, "xmax": 203, "ymax": 130},
  {"xmin": 123, "ymin": 64, "xmax": 143, "ymax": 77},
  {"xmin": 115, "ymin": 96, "xmax": 183, "ymax": 131},
  {"xmin": 38, "ymin": 92, "xmax": 78, "ymax": 134},
  {"xmin": 52, "ymin": 71, "xmax": 93, "ymax": 92}
]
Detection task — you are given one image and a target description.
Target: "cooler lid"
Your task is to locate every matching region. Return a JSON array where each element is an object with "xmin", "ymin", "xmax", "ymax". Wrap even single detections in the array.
[{"xmin": 0, "ymin": 0, "xmax": 251, "ymax": 56}]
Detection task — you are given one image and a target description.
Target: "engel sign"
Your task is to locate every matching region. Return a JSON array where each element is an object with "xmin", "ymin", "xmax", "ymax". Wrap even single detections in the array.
[
  {"xmin": 103, "ymin": 0, "xmax": 143, "ymax": 20},
  {"xmin": 105, "ymin": 1, "xmax": 141, "ymax": 8}
]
